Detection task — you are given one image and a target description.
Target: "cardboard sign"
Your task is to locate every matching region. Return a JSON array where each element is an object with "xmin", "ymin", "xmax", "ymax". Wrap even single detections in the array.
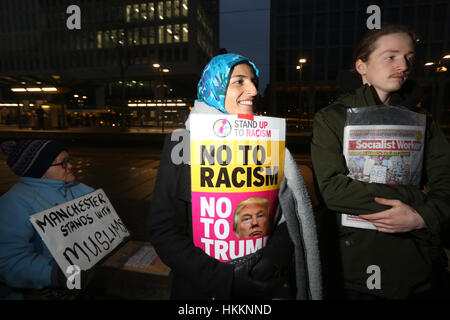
[
  {"xmin": 30, "ymin": 189, "xmax": 129, "ymax": 272},
  {"xmin": 190, "ymin": 114, "xmax": 285, "ymax": 262}
]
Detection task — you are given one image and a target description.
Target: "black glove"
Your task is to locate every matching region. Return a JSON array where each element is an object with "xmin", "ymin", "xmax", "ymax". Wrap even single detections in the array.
[
  {"xmin": 230, "ymin": 251, "xmax": 283, "ymax": 299},
  {"xmin": 251, "ymin": 222, "xmax": 294, "ymax": 281},
  {"xmin": 250, "ymin": 222, "xmax": 295, "ymax": 299}
]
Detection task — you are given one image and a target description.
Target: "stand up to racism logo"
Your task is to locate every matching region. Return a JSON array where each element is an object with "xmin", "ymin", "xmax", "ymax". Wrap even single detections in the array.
[{"xmin": 213, "ymin": 119, "xmax": 232, "ymax": 137}]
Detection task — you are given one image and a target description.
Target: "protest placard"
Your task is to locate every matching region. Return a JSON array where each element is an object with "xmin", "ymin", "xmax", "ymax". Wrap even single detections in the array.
[
  {"xmin": 190, "ymin": 114, "xmax": 285, "ymax": 262},
  {"xmin": 29, "ymin": 188, "xmax": 129, "ymax": 273}
]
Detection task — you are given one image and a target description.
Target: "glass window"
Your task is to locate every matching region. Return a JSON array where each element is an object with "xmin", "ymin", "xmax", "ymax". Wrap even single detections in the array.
[
  {"xmin": 149, "ymin": 2, "xmax": 155, "ymax": 20},
  {"xmin": 174, "ymin": 0, "xmax": 180, "ymax": 17},
  {"xmin": 182, "ymin": 47, "xmax": 188, "ymax": 61},
  {"xmin": 429, "ymin": 43, "xmax": 442, "ymax": 62},
  {"xmin": 289, "ymin": 0, "xmax": 300, "ymax": 12},
  {"xmin": 342, "ymin": 0, "xmax": 354, "ymax": 9},
  {"xmin": 126, "ymin": 29, "xmax": 132, "ymax": 46},
  {"xmin": 431, "ymin": 4, "xmax": 446, "ymax": 41},
  {"xmin": 342, "ymin": 12, "xmax": 354, "ymax": 45},
  {"xmin": 166, "ymin": 1, "xmax": 172, "ymax": 18},
  {"xmin": 158, "ymin": 1, "xmax": 164, "ymax": 20},
  {"xmin": 166, "ymin": 25, "xmax": 173, "ymax": 44},
  {"xmin": 97, "ymin": 31, "xmax": 103, "ymax": 49},
  {"xmin": 149, "ymin": 27, "xmax": 155, "ymax": 44},
  {"xmin": 277, "ymin": 19, "xmax": 286, "ymax": 48},
  {"xmin": 182, "ymin": 0, "xmax": 188, "ymax": 16},
  {"xmin": 158, "ymin": 25, "xmax": 164, "ymax": 44},
  {"xmin": 342, "ymin": 47, "xmax": 353, "ymax": 70},
  {"xmin": 302, "ymin": 15, "xmax": 312, "ymax": 46},
  {"xmin": 276, "ymin": 51, "xmax": 286, "ymax": 81},
  {"xmin": 315, "ymin": 49, "xmax": 326, "ymax": 80},
  {"xmin": 385, "ymin": 8, "xmax": 399, "ymax": 25},
  {"xmin": 140, "ymin": 3, "xmax": 148, "ymax": 21},
  {"xmin": 141, "ymin": 28, "xmax": 148, "ymax": 45},
  {"xmin": 330, "ymin": 0, "xmax": 341, "ymax": 10},
  {"xmin": 126, "ymin": 5, "xmax": 131, "ymax": 23},
  {"xmin": 316, "ymin": 0, "xmax": 328, "ymax": 11},
  {"xmin": 328, "ymin": 48, "xmax": 339, "ymax": 80},
  {"xmin": 316, "ymin": 14, "xmax": 327, "ymax": 46},
  {"xmin": 302, "ymin": 1, "xmax": 313, "ymax": 11},
  {"xmin": 133, "ymin": 4, "xmax": 139, "ymax": 21},
  {"xmin": 174, "ymin": 24, "xmax": 181, "ymax": 43},
  {"xmin": 401, "ymin": 7, "xmax": 414, "ymax": 26},
  {"xmin": 182, "ymin": 23, "xmax": 188, "ymax": 42},
  {"xmin": 416, "ymin": 5, "xmax": 430, "ymax": 40},
  {"xmin": 134, "ymin": 28, "xmax": 139, "ymax": 45},
  {"xmin": 329, "ymin": 13, "xmax": 339, "ymax": 45},
  {"xmin": 288, "ymin": 16, "xmax": 299, "ymax": 47}
]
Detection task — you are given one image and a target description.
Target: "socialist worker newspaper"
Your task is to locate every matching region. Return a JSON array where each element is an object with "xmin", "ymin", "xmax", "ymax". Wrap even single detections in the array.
[
  {"xmin": 190, "ymin": 114, "xmax": 285, "ymax": 262},
  {"xmin": 341, "ymin": 105, "xmax": 426, "ymax": 230}
]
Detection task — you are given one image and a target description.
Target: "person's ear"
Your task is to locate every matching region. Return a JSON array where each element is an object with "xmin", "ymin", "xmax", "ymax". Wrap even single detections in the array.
[{"xmin": 355, "ymin": 59, "xmax": 367, "ymax": 76}]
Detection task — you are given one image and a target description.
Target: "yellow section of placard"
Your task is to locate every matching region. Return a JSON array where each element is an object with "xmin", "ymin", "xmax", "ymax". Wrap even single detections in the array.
[{"xmin": 191, "ymin": 140, "xmax": 285, "ymax": 193}]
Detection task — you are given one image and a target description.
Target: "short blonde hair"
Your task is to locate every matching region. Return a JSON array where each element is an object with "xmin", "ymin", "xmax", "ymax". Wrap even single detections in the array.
[{"xmin": 233, "ymin": 197, "xmax": 270, "ymax": 231}]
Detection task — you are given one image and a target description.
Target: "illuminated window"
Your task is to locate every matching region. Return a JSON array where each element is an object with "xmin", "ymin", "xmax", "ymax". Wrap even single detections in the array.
[
  {"xmin": 174, "ymin": 0, "xmax": 180, "ymax": 16},
  {"xmin": 182, "ymin": 0, "xmax": 188, "ymax": 16},
  {"xmin": 140, "ymin": 3, "xmax": 147, "ymax": 20},
  {"xmin": 141, "ymin": 28, "xmax": 148, "ymax": 45},
  {"xmin": 174, "ymin": 24, "xmax": 180, "ymax": 43},
  {"xmin": 166, "ymin": 25, "xmax": 172, "ymax": 44},
  {"xmin": 97, "ymin": 31, "xmax": 102, "ymax": 48},
  {"xmin": 182, "ymin": 23, "xmax": 188, "ymax": 42},
  {"xmin": 149, "ymin": 2, "xmax": 155, "ymax": 20},
  {"xmin": 158, "ymin": 1, "xmax": 164, "ymax": 20},
  {"xmin": 166, "ymin": 1, "xmax": 172, "ymax": 18},
  {"xmin": 103, "ymin": 30, "xmax": 111, "ymax": 48},
  {"xmin": 133, "ymin": 28, "xmax": 139, "ymax": 45},
  {"xmin": 126, "ymin": 5, "xmax": 131, "ymax": 23},
  {"xmin": 133, "ymin": 4, "xmax": 139, "ymax": 21},
  {"xmin": 149, "ymin": 27, "xmax": 155, "ymax": 44},
  {"xmin": 158, "ymin": 25, "xmax": 164, "ymax": 44}
]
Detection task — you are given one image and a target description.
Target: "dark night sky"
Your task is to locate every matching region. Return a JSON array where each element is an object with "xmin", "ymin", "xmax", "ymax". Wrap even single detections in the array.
[{"xmin": 219, "ymin": 0, "xmax": 271, "ymax": 94}]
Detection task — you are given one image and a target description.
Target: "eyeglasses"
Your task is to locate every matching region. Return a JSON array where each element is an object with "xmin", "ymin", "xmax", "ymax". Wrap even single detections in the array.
[{"xmin": 50, "ymin": 157, "xmax": 72, "ymax": 169}]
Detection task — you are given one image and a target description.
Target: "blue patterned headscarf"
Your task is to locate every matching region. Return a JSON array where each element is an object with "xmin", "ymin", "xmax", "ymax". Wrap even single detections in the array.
[{"xmin": 197, "ymin": 53, "xmax": 259, "ymax": 113}]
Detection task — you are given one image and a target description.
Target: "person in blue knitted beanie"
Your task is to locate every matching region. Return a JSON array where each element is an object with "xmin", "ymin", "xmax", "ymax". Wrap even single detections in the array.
[{"xmin": 0, "ymin": 140, "xmax": 95, "ymax": 299}]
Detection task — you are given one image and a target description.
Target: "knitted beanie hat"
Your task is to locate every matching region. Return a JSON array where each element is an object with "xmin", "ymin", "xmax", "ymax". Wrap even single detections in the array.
[
  {"xmin": 1, "ymin": 140, "xmax": 67, "ymax": 178},
  {"xmin": 197, "ymin": 53, "xmax": 259, "ymax": 113}
]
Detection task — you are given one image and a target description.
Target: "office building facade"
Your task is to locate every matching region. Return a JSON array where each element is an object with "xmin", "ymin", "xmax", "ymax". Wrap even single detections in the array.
[
  {"xmin": 269, "ymin": 0, "xmax": 450, "ymax": 123},
  {"xmin": 0, "ymin": 0, "xmax": 219, "ymax": 127}
]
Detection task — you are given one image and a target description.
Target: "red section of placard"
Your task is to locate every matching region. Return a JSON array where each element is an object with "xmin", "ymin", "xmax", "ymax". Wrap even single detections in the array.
[{"xmin": 238, "ymin": 114, "xmax": 254, "ymax": 121}]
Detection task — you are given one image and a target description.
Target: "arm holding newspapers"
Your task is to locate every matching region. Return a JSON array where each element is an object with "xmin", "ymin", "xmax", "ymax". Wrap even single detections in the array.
[{"xmin": 311, "ymin": 103, "xmax": 450, "ymax": 237}]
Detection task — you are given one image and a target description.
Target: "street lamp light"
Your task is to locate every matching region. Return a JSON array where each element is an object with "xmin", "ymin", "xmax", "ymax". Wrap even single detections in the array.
[
  {"xmin": 296, "ymin": 58, "xmax": 307, "ymax": 117},
  {"xmin": 424, "ymin": 53, "xmax": 450, "ymax": 123},
  {"xmin": 425, "ymin": 54, "xmax": 450, "ymax": 73},
  {"xmin": 153, "ymin": 63, "xmax": 170, "ymax": 132}
]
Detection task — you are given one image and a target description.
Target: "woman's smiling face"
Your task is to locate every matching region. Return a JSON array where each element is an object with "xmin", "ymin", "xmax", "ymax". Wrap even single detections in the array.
[{"xmin": 224, "ymin": 63, "xmax": 259, "ymax": 115}]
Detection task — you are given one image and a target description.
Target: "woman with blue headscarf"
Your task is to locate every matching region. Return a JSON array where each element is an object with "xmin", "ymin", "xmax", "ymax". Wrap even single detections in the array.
[{"xmin": 148, "ymin": 54, "xmax": 322, "ymax": 300}]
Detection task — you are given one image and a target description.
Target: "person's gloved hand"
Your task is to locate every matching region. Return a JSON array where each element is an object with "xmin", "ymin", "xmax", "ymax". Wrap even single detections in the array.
[
  {"xmin": 251, "ymin": 222, "xmax": 294, "ymax": 281},
  {"xmin": 230, "ymin": 251, "xmax": 283, "ymax": 299}
]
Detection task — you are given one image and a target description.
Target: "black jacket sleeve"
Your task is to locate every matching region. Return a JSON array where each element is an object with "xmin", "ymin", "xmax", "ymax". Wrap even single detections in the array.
[{"xmin": 148, "ymin": 133, "xmax": 234, "ymax": 299}]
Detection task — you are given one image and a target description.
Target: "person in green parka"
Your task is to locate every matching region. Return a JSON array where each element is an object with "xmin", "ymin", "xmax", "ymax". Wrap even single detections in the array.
[{"xmin": 311, "ymin": 25, "xmax": 450, "ymax": 299}]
